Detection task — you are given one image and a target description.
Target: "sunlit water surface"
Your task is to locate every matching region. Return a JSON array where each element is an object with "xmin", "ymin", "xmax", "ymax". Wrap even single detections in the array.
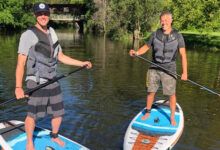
[{"xmin": 0, "ymin": 29, "xmax": 219, "ymax": 150}]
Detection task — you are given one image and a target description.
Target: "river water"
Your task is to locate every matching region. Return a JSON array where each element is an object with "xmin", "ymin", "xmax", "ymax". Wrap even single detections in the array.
[{"xmin": 0, "ymin": 29, "xmax": 219, "ymax": 150}]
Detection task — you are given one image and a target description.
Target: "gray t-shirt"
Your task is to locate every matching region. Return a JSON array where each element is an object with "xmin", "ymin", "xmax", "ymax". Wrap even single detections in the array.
[{"xmin": 18, "ymin": 27, "xmax": 62, "ymax": 56}]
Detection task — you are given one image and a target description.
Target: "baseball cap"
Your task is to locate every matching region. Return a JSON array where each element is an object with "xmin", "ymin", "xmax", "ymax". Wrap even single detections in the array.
[{"xmin": 33, "ymin": 2, "xmax": 50, "ymax": 14}]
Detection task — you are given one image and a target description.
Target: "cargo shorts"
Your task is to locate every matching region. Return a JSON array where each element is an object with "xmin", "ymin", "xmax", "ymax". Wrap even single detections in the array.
[
  {"xmin": 27, "ymin": 80, "xmax": 65, "ymax": 119},
  {"xmin": 147, "ymin": 69, "xmax": 176, "ymax": 95}
]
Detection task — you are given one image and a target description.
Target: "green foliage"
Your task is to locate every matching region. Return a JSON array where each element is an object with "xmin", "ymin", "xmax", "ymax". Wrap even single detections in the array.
[
  {"xmin": 42, "ymin": 0, "xmax": 85, "ymax": 4},
  {"xmin": 69, "ymin": 0, "xmax": 84, "ymax": 4},
  {"xmin": 168, "ymin": 0, "xmax": 220, "ymax": 32},
  {"xmin": 86, "ymin": 0, "xmax": 219, "ymax": 39},
  {"xmin": 0, "ymin": 0, "xmax": 91, "ymax": 30},
  {"xmin": 105, "ymin": 0, "xmax": 166, "ymax": 39},
  {"xmin": 1, "ymin": 0, "xmax": 219, "ymax": 37},
  {"xmin": 0, "ymin": 9, "xmax": 14, "ymax": 25},
  {"xmin": 0, "ymin": 0, "xmax": 35, "ymax": 29}
]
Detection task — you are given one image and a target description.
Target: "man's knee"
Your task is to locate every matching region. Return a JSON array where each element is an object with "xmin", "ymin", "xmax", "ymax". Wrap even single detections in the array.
[
  {"xmin": 169, "ymin": 94, "xmax": 176, "ymax": 99},
  {"xmin": 148, "ymin": 92, "xmax": 156, "ymax": 97},
  {"xmin": 25, "ymin": 116, "xmax": 35, "ymax": 121}
]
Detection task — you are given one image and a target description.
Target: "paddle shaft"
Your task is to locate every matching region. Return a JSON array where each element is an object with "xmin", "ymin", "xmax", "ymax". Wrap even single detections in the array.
[
  {"xmin": 0, "ymin": 65, "xmax": 87, "ymax": 106},
  {"xmin": 134, "ymin": 55, "xmax": 220, "ymax": 96}
]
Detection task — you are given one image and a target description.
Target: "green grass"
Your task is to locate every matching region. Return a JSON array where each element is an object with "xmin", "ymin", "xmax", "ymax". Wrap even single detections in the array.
[
  {"xmin": 181, "ymin": 31, "xmax": 220, "ymax": 52},
  {"xmin": 181, "ymin": 31, "xmax": 220, "ymax": 36}
]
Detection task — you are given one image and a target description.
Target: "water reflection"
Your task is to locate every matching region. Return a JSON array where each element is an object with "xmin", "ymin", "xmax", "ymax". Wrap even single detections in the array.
[{"xmin": 0, "ymin": 30, "xmax": 219, "ymax": 150}]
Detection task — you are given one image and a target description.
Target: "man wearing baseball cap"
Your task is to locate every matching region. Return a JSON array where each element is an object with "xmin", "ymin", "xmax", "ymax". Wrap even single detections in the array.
[
  {"xmin": 33, "ymin": 2, "xmax": 50, "ymax": 14},
  {"xmin": 15, "ymin": 2, "xmax": 92, "ymax": 150}
]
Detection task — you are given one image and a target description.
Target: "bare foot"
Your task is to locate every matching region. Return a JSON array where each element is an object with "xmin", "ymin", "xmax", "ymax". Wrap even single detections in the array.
[
  {"xmin": 171, "ymin": 117, "xmax": 177, "ymax": 126},
  {"xmin": 141, "ymin": 113, "xmax": 150, "ymax": 120},
  {"xmin": 51, "ymin": 137, "xmax": 66, "ymax": 147},
  {"xmin": 26, "ymin": 143, "xmax": 35, "ymax": 150}
]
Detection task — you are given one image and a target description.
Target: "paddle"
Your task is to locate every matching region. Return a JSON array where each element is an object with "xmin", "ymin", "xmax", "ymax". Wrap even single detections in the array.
[
  {"xmin": 0, "ymin": 65, "xmax": 88, "ymax": 106},
  {"xmin": 134, "ymin": 54, "xmax": 220, "ymax": 97}
]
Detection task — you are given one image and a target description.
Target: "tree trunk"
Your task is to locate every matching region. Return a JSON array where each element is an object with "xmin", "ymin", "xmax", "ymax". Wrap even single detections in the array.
[{"xmin": 133, "ymin": 24, "xmax": 141, "ymax": 40}]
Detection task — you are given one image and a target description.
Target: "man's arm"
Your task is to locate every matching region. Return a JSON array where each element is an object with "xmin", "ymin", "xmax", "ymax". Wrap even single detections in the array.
[
  {"xmin": 58, "ymin": 52, "xmax": 92, "ymax": 69},
  {"xmin": 129, "ymin": 44, "xmax": 150, "ymax": 56},
  {"xmin": 137, "ymin": 44, "xmax": 151, "ymax": 55},
  {"xmin": 15, "ymin": 54, "xmax": 28, "ymax": 99},
  {"xmin": 179, "ymin": 47, "xmax": 187, "ymax": 80},
  {"xmin": 129, "ymin": 32, "xmax": 155, "ymax": 56}
]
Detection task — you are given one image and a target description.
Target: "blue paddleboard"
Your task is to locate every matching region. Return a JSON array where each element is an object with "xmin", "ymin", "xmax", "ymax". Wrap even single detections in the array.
[
  {"xmin": 0, "ymin": 120, "xmax": 89, "ymax": 150},
  {"xmin": 132, "ymin": 101, "xmax": 180, "ymax": 136}
]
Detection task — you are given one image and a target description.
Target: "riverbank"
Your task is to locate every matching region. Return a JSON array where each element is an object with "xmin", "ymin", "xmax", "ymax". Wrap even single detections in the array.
[
  {"xmin": 142, "ymin": 31, "xmax": 220, "ymax": 52},
  {"xmin": 181, "ymin": 31, "xmax": 220, "ymax": 52},
  {"xmin": 0, "ymin": 27, "xmax": 219, "ymax": 52}
]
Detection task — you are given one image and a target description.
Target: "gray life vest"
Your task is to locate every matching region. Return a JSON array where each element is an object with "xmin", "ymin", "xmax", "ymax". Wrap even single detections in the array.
[
  {"xmin": 152, "ymin": 29, "xmax": 179, "ymax": 64},
  {"xmin": 26, "ymin": 26, "xmax": 59, "ymax": 83}
]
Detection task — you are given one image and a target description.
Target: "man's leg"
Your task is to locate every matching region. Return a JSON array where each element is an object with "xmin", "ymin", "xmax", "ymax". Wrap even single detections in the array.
[
  {"xmin": 25, "ymin": 116, "xmax": 35, "ymax": 150},
  {"xmin": 51, "ymin": 116, "xmax": 65, "ymax": 146},
  {"xmin": 160, "ymin": 71, "xmax": 177, "ymax": 126},
  {"xmin": 169, "ymin": 94, "xmax": 177, "ymax": 126},
  {"xmin": 141, "ymin": 92, "xmax": 155, "ymax": 120},
  {"xmin": 142, "ymin": 69, "xmax": 160, "ymax": 120}
]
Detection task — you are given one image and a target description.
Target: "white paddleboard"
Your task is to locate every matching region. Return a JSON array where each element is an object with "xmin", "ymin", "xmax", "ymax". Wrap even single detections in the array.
[{"xmin": 124, "ymin": 100, "xmax": 184, "ymax": 150}]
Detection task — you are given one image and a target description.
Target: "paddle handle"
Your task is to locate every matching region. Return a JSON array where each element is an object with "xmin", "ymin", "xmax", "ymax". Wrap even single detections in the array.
[
  {"xmin": 24, "ymin": 65, "xmax": 87, "ymax": 95},
  {"xmin": 0, "ymin": 65, "xmax": 87, "ymax": 106},
  {"xmin": 134, "ymin": 54, "xmax": 220, "ymax": 97}
]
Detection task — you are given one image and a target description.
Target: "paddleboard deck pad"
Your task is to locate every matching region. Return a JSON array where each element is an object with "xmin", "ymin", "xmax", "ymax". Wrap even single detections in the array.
[
  {"xmin": 0, "ymin": 120, "xmax": 89, "ymax": 150},
  {"xmin": 124, "ymin": 100, "xmax": 184, "ymax": 150}
]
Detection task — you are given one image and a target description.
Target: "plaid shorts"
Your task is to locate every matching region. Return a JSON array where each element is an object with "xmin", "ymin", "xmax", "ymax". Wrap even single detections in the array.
[
  {"xmin": 147, "ymin": 69, "xmax": 176, "ymax": 95},
  {"xmin": 27, "ymin": 80, "xmax": 64, "ymax": 119}
]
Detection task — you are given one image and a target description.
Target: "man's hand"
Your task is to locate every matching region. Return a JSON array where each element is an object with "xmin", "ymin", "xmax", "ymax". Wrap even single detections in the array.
[
  {"xmin": 181, "ymin": 73, "xmax": 187, "ymax": 81},
  {"xmin": 15, "ymin": 87, "xmax": 28, "ymax": 99},
  {"xmin": 82, "ymin": 61, "xmax": 92, "ymax": 69},
  {"xmin": 129, "ymin": 50, "xmax": 137, "ymax": 56}
]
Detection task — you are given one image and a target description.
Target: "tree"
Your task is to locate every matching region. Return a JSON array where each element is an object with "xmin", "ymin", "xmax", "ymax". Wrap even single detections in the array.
[
  {"xmin": 106, "ymin": 0, "xmax": 166, "ymax": 39},
  {"xmin": 0, "ymin": 0, "xmax": 35, "ymax": 29},
  {"xmin": 87, "ymin": 0, "xmax": 106, "ymax": 32},
  {"xmin": 168, "ymin": 0, "xmax": 220, "ymax": 31}
]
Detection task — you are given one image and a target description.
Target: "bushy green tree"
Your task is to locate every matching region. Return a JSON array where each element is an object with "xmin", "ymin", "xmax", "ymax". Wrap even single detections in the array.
[
  {"xmin": 42, "ymin": 0, "xmax": 84, "ymax": 4},
  {"xmin": 86, "ymin": 0, "xmax": 105, "ymax": 32},
  {"xmin": 169, "ymin": 0, "xmax": 220, "ymax": 31},
  {"xmin": 105, "ymin": 0, "xmax": 166, "ymax": 39},
  {"xmin": 0, "ymin": 0, "xmax": 35, "ymax": 29}
]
